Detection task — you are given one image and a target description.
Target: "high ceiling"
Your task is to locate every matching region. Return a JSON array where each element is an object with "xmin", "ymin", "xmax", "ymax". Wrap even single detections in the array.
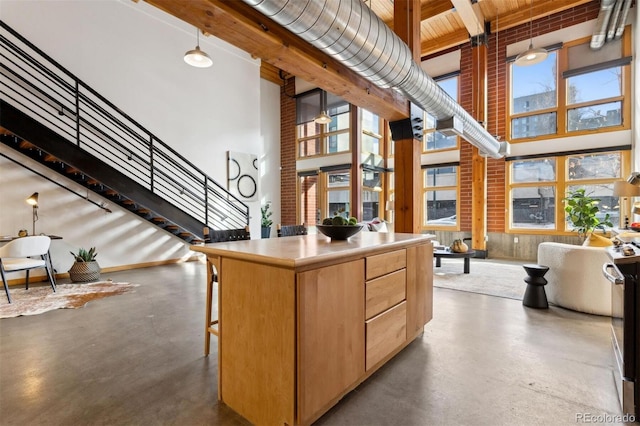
[
  {"xmin": 144, "ymin": 0, "xmax": 595, "ymax": 120},
  {"xmin": 370, "ymin": 0, "xmax": 592, "ymax": 58}
]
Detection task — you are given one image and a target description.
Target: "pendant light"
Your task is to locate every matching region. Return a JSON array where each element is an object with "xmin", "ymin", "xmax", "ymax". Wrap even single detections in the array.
[
  {"xmin": 184, "ymin": 27, "xmax": 212, "ymax": 68},
  {"xmin": 514, "ymin": 0, "xmax": 548, "ymax": 66},
  {"xmin": 314, "ymin": 90, "xmax": 332, "ymax": 124}
]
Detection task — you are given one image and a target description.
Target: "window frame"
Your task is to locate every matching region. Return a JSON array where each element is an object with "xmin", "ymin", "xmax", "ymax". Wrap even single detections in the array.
[
  {"xmin": 506, "ymin": 30, "xmax": 631, "ymax": 143},
  {"xmin": 422, "ymin": 74, "xmax": 460, "ymax": 153},
  {"xmin": 505, "ymin": 149, "xmax": 630, "ymax": 235},
  {"xmin": 422, "ymin": 164, "xmax": 460, "ymax": 231}
]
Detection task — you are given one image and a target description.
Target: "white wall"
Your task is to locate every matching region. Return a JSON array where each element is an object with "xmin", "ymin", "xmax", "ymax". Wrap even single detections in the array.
[{"xmin": 0, "ymin": 0, "xmax": 281, "ymax": 275}]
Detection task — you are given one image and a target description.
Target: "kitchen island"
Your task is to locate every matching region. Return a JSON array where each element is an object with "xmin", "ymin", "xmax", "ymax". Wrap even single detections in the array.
[{"xmin": 191, "ymin": 231, "xmax": 434, "ymax": 425}]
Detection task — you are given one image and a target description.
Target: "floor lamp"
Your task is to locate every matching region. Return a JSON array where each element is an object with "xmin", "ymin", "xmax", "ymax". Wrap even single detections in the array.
[
  {"xmin": 25, "ymin": 192, "xmax": 39, "ymax": 236},
  {"xmin": 613, "ymin": 181, "xmax": 640, "ymax": 229}
]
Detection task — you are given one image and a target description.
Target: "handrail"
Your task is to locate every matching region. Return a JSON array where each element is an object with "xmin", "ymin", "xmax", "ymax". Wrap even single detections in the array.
[{"xmin": 0, "ymin": 20, "xmax": 249, "ymax": 232}]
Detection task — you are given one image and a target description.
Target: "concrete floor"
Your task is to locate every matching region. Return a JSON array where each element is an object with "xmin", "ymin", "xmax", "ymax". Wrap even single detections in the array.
[{"xmin": 0, "ymin": 261, "xmax": 623, "ymax": 425}]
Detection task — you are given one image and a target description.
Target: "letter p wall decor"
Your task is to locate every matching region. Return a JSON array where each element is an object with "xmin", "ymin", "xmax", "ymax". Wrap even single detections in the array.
[{"xmin": 227, "ymin": 151, "xmax": 258, "ymax": 201}]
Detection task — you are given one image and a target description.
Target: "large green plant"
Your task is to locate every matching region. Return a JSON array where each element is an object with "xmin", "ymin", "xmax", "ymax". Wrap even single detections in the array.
[{"xmin": 564, "ymin": 188, "xmax": 612, "ymax": 237}]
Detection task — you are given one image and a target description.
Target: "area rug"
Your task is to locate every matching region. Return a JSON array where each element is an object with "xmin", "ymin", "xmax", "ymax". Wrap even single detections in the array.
[
  {"xmin": 433, "ymin": 258, "xmax": 526, "ymax": 300},
  {"xmin": 0, "ymin": 281, "xmax": 138, "ymax": 318}
]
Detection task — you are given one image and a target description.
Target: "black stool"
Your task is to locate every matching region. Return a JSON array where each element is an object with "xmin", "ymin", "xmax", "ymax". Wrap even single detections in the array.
[{"xmin": 522, "ymin": 264, "xmax": 550, "ymax": 309}]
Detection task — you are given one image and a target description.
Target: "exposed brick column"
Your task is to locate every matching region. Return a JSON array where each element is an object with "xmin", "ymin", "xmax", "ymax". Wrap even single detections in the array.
[{"xmin": 280, "ymin": 79, "xmax": 297, "ymax": 225}]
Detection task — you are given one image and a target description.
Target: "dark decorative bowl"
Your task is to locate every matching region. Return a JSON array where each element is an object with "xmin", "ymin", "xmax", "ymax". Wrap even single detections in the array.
[{"xmin": 316, "ymin": 224, "xmax": 363, "ymax": 240}]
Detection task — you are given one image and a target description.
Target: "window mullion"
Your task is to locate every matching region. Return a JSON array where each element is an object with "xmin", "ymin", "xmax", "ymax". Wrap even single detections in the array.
[{"xmin": 557, "ymin": 47, "xmax": 568, "ymax": 136}]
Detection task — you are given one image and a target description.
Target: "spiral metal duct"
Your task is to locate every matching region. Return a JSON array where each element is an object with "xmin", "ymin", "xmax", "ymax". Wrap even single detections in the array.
[{"xmin": 243, "ymin": 0, "xmax": 508, "ymax": 158}]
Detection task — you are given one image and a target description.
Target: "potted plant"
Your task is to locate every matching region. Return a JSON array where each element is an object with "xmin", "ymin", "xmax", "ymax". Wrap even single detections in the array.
[
  {"xmin": 68, "ymin": 247, "xmax": 101, "ymax": 282},
  {"xmin": 564, "ymin": 188, "xmax": 613, "ymax": 246},
  {"xmin": 261, "ymin": 203, "xmax": 273, "ymax": 239}
]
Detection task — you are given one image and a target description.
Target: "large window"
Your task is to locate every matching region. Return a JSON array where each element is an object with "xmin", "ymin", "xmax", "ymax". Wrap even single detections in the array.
[
  {"xmin": 510, "ymin": 52, "xmax": 558, "ymax": 139},
  {"xmin": 362, "ymin": 168, "xmax": 382, "ymax": 221},
  {"xmin": 423, "ymin": 165, "xmax": 459, "ymax": 228},
  {"xmin": 296, "ymin": 90, "xmax": 351, "ymax": 158},
  {"xmin": 423, "ymin": 75, "xmax": 459, "ymax": 151},
  {"xmin": 507, "ymin": 151, "xmax": 626, "ymax": 232},
  {"xmin": 326, "ymin": 169, "xmax": 351, "ymax": 218},
  {"xmin": 361, "ymin": 109, "xmax": 383, "ymax": 156},
  {"xmin": 508, "ymin": 33, "xmax": 630, "ymax": 141}
]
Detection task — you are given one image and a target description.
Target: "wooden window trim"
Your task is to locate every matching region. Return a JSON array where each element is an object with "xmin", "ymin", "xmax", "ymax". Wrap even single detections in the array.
[
  {"xmin": 506, "ymin": 29, "xmax": 631, "ymax": 143},
  {"xmin": 505, "ymin": 150, "xmax": 630, "ymax": 235}
]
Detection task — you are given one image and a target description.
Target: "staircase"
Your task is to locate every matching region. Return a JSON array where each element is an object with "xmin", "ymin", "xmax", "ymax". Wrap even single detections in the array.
[{"xmin": 0, "ymin": 21, "xmax": 249, "ymax": 243}]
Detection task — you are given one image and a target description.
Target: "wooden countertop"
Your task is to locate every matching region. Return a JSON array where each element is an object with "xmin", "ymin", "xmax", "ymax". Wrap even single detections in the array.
[{"xmin": 191, "ymin": 232, "xmax": 435, "ymax": 270}]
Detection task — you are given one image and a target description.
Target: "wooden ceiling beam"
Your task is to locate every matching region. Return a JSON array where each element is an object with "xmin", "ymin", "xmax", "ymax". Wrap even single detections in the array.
[
  {"xmin": 489, "ymin": 0, "xmax": 593, "ymax": 33},
  {"xmin": 450, "ymin": 0, "xmax": 485, "ymax": 37},
  {"xmin": 143, "ymin": 0, "xmax": 410, "ymax": 121},
  {"xmin": 421, "ymin": 27, "xmax": 469, "ymax": 57},
  {"xmin": 421, "ymin": 0, "xmax": 454, "ymax": 21}
]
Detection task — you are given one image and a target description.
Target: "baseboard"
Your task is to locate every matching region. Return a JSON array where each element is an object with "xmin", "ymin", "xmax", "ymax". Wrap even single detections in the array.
[{"xmin": 4, "ymin": 256, "xmax": 201, "ymax": 287}]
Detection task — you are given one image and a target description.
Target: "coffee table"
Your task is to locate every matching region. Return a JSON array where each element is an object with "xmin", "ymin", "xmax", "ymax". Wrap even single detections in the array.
[{"xmin": 433, "ymin": 248, "xmax": 476, "ymax": 274}]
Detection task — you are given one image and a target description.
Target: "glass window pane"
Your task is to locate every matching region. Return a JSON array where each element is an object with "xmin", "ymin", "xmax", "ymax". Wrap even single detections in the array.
[
  {"xmin": 511, "ymin": 51, "xmax": 557, "ymax": 114},
  {"xmin": 297, "ymin": 122, "xmax": 320, "ymax": 138},
  {"xmin": 425, "ymin": 131, "xmax": 457, "ymax": 151},
  {"xmin": 512, "ymin": 159, "xmax": 556, "ymax": 183},
  {"xmin": 362, "ymin": 110, "xmax": 381, "ymax": 135},
  {"xmin": 328, "ymin": 190, "xmax": 350, "ymax": 218},
  {"xmin": 327, "ymin": 170, "xmax": 350, "ymax": 188},
  {"xmin": 328, "ymin": 110, "xmax": 350, "ymax": 132},
  {"xmin": 567, "ymin": 153, "xmax": 621, "ymax": 180},
  {"xmin": 298, "ymin": 138, "xmax": 320, "ymax": 157},
  {"xmin": 299, "ymin": 174, "xmax": 319, "ymax": 227},
  {"xmin": 567, "ymin": 101, "xmax": 622, "ymax": 131},
  {"xmin": 567, "ymin": 67, "xmax": 622, "ymax": 105},
  {"xmin": 425, "ymin": 190, "xmax": 457, "ymax": 226},
  {"xmin": 424, "ymin": 113, "xmax": 436, "ymax": 130},
  {"xmin": 362, "ymin": 189, "xmax": 380, "ymax": 221},
  {"xmin": 327, "ymin": 132, "xmax": 349, "ymax": 153},
  {"xmin": 362, "ymin": 134, "xmax": 381, "ymax": 155},
  {"xmin": 511, "ymin": 186, "xmax": 556, "ymax": 229},
  {"xmin": 425, "ymin": 166, "xmax": 457, "ymax": 187},
  {"xmin": 511, "ymin": 112, "xmax": 557, "ymax": 139},
  {"xmin": 566, "ymin": 184, "xmax": 618, "ymax": 230},
  {"xmin": 363, "ymin": 169, "xmax": 382, "ymax": 189},
  {"xmin": 438, "ymin": 77, "xmax": 458, "ymax": 100}
]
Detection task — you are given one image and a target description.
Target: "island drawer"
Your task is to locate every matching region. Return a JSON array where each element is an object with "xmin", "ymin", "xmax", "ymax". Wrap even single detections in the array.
[
  {"xmin": 365, "ymin": 269, "xmax": 406, "ymax": 320},
  {"xmin": 365, "ymin": 301, "xmax": 407, "ymax": 371},
  {"xmin": 366, "ymin": 249, "xmax": 406, "ymax": 280}
]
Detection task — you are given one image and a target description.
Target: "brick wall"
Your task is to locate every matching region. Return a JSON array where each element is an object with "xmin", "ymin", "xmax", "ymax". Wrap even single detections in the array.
[
  {"xmin": 457, "ymin": 1, "xmax": 601, "ymax": 233},
  {"xmin": 280, "ymin": 79, "xmax": 297, "ymax": 225},
  {"xmin": 278, "ymin": 2, "xmax": 601, "ymax": 232}
]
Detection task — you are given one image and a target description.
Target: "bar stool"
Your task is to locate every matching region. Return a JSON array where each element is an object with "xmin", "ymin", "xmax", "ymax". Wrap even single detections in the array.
[{"xmin": 203, "ymin": 226, "xmax": 250, "ymax": 356}]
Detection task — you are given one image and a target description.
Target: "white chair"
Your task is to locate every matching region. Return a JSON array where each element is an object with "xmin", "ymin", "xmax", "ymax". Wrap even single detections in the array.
[
  {"xmin": 537, "ymin": 242, "xmax": 611, "ymax": 316},
  {"xmin": 0, "ymin": 236, "xmax": 56, "ymax": 303}
]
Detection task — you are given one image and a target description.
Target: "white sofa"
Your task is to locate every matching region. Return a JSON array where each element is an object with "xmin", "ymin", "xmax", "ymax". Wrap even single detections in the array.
[{"xmin": 537, "ymin": 242, "xmax": 612, "ymax": 316}]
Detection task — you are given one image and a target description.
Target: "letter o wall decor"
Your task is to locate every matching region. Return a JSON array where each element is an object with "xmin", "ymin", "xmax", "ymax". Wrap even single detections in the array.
[{"xmin": 227, "ymin": 151, "xmax": 258, "ymax": 201}]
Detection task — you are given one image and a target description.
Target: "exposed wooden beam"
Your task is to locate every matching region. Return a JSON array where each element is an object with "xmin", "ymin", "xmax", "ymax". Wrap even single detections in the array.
[
  {"xmin": 421, "ymin": 27, "xmax": 469, "ymax": 57},
  {"xmin": 143, "ymin": 0, "xmax": 410, "ymax": 121},
  {"xmin": 450, "ymin": 0, "xmax": 485, "ymax": 37},
  {"xmin": 490, "ymin": 0, "xmax": 593, "ymax": 33},
  {"xmin": 421, "ymin": 0, "xmax": 454, "ymax": 21}
]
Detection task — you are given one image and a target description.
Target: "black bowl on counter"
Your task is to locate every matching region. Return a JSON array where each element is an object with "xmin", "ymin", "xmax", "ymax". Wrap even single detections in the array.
[{"xmin": 316, "ymin": 224, "xmax": 363, "ymax": 240}]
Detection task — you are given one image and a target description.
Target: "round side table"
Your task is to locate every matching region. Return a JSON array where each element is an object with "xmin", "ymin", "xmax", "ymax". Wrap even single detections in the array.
[{"xmin": 522, "ymin": 264, "xmax": 550, "ymax": 309}]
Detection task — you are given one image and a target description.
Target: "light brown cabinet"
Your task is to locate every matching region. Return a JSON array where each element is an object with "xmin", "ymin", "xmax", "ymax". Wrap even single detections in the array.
[{"xmin": 192, "ymin": 233, "xmax": 433, "ymax": 426}]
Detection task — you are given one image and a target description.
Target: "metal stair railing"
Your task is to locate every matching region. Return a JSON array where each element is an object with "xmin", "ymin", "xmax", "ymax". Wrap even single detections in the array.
[{"xmin": 0, "ymin": 20, "xmax": 249, "ymax": 231}]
